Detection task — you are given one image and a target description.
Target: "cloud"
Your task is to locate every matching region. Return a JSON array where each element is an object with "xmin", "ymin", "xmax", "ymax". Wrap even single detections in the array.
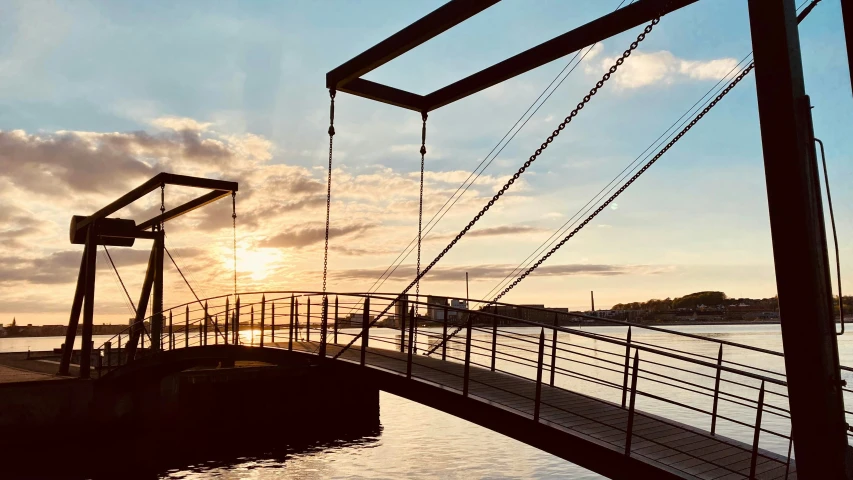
[
  {"xmin": 333, "ymin": 263, "xmax": 670, "ymax": 282},
  {"xmin": 430, "ymin": 225, "xmax": 545, "ymax": 241},
  {"xmin": 259, "ymin": 223, "xmax": 374, "ymax": 249},
  {"xmin": 586, "ymin": 50, "xmax": 739, "ymax": 90},
  {"xmin": 150, "ymin": 116, "xmax": 213, "ymax": 132}
]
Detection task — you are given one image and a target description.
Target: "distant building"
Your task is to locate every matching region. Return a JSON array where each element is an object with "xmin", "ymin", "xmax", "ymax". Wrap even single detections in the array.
[{"xmin": 427, "ymin": 296, "xmax": 449, "ymax": 321}]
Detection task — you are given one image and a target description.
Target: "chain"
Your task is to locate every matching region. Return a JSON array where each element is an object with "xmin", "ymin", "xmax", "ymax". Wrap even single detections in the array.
[
  {"xmin": 416, "ymin": 112, "xmax": 427, "ymax": 309},
  {"xmin": 232, "ymin": 191, "xmax": 237, "ymax": 297},
  {"xmin": 492, "ymin": 64, "xmax": 756, "ymax": 303},
  {"xmin": 323, "ymin": 89, "xmax": 336, "ymax": 320},
  {"xmin": 335, "ymin": 17, "xmax": 661, "ymax": 360},
  {"xmin": 159, "ymin": 183, "xmax": 166, "ymax": 232}
]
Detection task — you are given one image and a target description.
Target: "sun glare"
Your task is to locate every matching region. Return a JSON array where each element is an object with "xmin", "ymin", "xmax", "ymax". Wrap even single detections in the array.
[{"xmin": 228, "ymin": 247, "xmax": 286, "ymax": 282}]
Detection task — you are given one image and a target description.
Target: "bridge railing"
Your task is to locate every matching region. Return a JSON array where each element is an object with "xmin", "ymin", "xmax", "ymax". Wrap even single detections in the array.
[{"xmin": 93, "ymin": 291, "xmax": 824, "ymax": 476}]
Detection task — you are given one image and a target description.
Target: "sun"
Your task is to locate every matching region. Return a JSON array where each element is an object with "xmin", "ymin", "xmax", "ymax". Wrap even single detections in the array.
[{"xmin": 229, "ymin": 247, "xmax": 285, "ymax": 282}]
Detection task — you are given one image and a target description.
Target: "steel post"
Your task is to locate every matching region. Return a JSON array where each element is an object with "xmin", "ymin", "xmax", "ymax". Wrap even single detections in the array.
[
  {"xmin": 334, "ymin": 296, "xmax": 339, "ymax": 344},
  {"xmin": 168, "ymin": 310, "xmax": 173, "ymax": 350},
  {"xmin": 234, "ymin": 297, "xmax": 240, "ymax": 345},
  {"xmin": 711, "ymin": 344, "xmax": 723, "ymax": 435},
  {"xmin": 490, "ymin": 315, "xmax": 497, "ymax": 372},
  {"xmin": 271, "ymin": 301, "xmax": 275, "ymax": 344},
  {"xmin": 185, "ymin": 305, "xmax": 189, "ymax": 348},
  {"xmin": 79, "ymin": 225, "xmax": 98, "ymax": 378},
  {"xmin": 306, "ymin": 297, "xmax": 311, "ymax": 343},
  {"xmin": 105, "ymin": 341, "xmax": 111, "ymax": 372},
  {"xmin": 749, "ymin": 381, "xmax": 766, "ymax": 479},
  {"xmin": 550, "ymin": 312, "xmax": 558, "ymax": 386},
  {"xmin": 214, "ymin": 315, "xmax": 218, "ymax": 345},
  {"xmin": 407, "ymin": 306, "xmax": 415, "ymax": 378},
  {"xmin": 288, "ymin": 296, "xmax": 294, "ymax": 351},
  {"xmin": 442, "ymin": 305, "xmax": 448, "ymax": 361},
  {"xmin": 621, "ymin": 326, "xmax": 632, "ymax": 408},
  {"xmin": 250, "ymin": 305, "xmax": 254, "ymax": 346},
  {"xmin": 534, "ymin": 328, "xmax": 545, "ymax": 422},
  {"xmin": 463, "ymin": 314, "xmax": 472, "ymax": 397},
  {"xmin": 59, "ymin": 248, "xmax": 88, "ymax": 375},
  {"xmin": 361, "ymin": 297, "xmax": 370, "ymax": 366},
  {"xmin": 151, "ymin": 229, "xmax": 164, "ymax": 352},
  {"xmin": 260, "ymin": 295, "xmax": 265, "ymax": 348},
  {"xmin": 224, "ymin": 297, "xmax": 230, "ymax": 346},
  {"xmin": 625, "ymin": 350, "xmax": 639, "ymax": 456},
  {"xmin": 320, "ymin": 296, "xmax": 328, "ymax": 358},
  {"xmin": 203, "ymin": 302, "xmax": 209, "ymax": 346},
  {"xmin": 747, "ymin": 1, "xmax": 847, "ymax": 475},
  {"xmin": 399, "ymin": 297, "xmax": 407, "ymax": 352}
]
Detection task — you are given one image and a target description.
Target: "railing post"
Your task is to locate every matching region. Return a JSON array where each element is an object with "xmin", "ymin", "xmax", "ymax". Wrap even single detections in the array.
[
  {"xmin": 185, "ymin": 305, "xmax": 189, "ymax": 348},
  {"xmin": 117, "ymin": 335, "xmax": 122, "ymax": 365},
  {"xmin": 711, "ymin": 344, "xmax": 723, "ymax": 435},
  {"xmin": 168, "ymin": 310, "xmax": 173, "ymax": 350},
  {"xmin": 306, "ymin": 297, "xmax": 311, "ymax": 343},
  {"xmin": 214, "ymin": 315, "xmax": 219, "ymax": 345},
  {"xmin": 320, "ymin": 296, "xmax": 328, "ymax": 358},
  {"xmin": 550, "ymin": 312, "xmax": 558, "ymax": 386},
  {"xmin": 295, "ymin": 299, "xmax": 300, "ymax": 342},
  {"xmin": 749, "ymin": 381, "xmax": 766, "ymax": 479},
  {"xmin": 250, "ymin": 305, "xmax": 255, "ymax": 346},
  {"xmin": 463, "ymin": 313, "xmax": 472, "ymax": 397},
  {"xmin": 288, "ymin": 295, "xmax": 294, "ymax": 351},
  {"xmin": 203, "ymin": 301, "xmax": 209, "ymax": 346},
  {"xmin": 260, "ymin": 295, "xmax": 266, "ymax": 348},
  {"xmin": 104, "ymin": 342, "xmax": 111, "ymax": 373},
  {"xmin": 442, "ymin": 305, "xmax": 448, "ymax": 361},
  {"xmin": 234, "ymin": 296, "xmax": 241, "ymax": 345},
  {"xmin": 534, "ymin": 328, "xmax": 545, "ymax": 422},
  {"xmin": 224, "ymin": 297, "xmax": 230, "ymax": 346},
  {"xmin": 97, "ymin": 347, "xmax": 103, "ymax": 378},
  {"xmin": 360, "ymin": 297, "xmax": 370, "ymax": 366},
  {"xmin": 333, "ymin": 296, "xmax": 339, "ymax": 344},
  {"xmin": 621, "ymin": 326, "xmax": 632, "ymax": 408},
  {"xmin": 490, "ymin": 315, "xmax": 498, "ymax": 372},
  {"xmin": 625, "ymin": 350, "xmax": 640, "ymax": 456},
  {"xmin": 271, "ymin": 301, "xmax": 275, "ymax": 344},
  {"xmin": 400, "ymin": 297, "xmax": 407, "ymax": 353},
  {"xmin": 407, "ymin": 306, "xmax": 416, "ymax": 378}
]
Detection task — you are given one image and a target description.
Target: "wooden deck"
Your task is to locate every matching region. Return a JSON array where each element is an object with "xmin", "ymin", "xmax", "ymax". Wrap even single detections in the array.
[{"xmin": 278, "ymin": 341, "xmax": 796, "ymax": 480}]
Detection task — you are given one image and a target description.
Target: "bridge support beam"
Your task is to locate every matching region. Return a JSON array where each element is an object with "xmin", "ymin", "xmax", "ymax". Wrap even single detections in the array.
[
  {"xmin": 151, "ymin": 230, "xmax": 164, "ymax": 352},
  {"xmin": 748, "ymin": 0, "xmax": 848, "ymax": 477}
]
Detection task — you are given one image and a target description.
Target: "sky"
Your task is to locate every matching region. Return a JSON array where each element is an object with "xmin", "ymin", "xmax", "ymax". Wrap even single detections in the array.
[{"xmin": 0, "ymin": 0, "xmax": 851, "ymax": 325}]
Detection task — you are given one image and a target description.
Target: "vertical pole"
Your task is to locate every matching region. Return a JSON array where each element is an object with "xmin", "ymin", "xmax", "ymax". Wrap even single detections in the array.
[
  {"xmin": 442, "ymin": 305, "xmax": 448, "ymax": 361},
  {"xmin": 214, "ymin": 315, "xmax": 218, "ymax": 345},
  {"xmin": 463, "ymin": 314, "xmax": 472, "ymax": 397},
  {"xmin": 490, "ymin": 315, "xmax": 497, "ymax": 372},
  {"xmin": 203, "ymin": 302, "xmax": 209, "ymax": 346},
  {"xmin": 621, "ymin": 326, "xmax": 632, "ymax": 408},
  {"xmin": 306, "ymin": 297, "xmax": 311, "ymax": 343},
  {"xmin": 749, "ymin": 381, "xmax": 766, "ymax": 479},
  {"xmin": 550, "ymin": 312, "xmax": 558, "ymax": 386},
  {"xmin": 97, "ymin": 347, "xmax": 102, "ymax": 378},
  {"xmin": 271, "ymin": 301, "xmax": 275, "ymax": 344},
  {"xmin": 320, "ymin": 296, "xmax": 328, "ymax": 358},
  {"xmin": 151, "ymin": 229, "xmax": 164, "ymax": 352},
  {"xmin": 534, "ymin": 328, "xmax": 545, "ymax": 422},
  {"xmin": 59, "ymin": 248, "xmax": 87, "ymax": 375},
  {"xmin": 224, "ymin": 297, "xmax": 230, "ymax": 346},
  {"xmin": 169, "ymin": 310, "xmax": 173, "ymax": 350},
  {"xmin": 360, "ymin": 297, "xmax": 370, "ymax": 366},
  {"xmin": 407, "ymin": 305, "xmax": 415, "ymax": 378},
  {"xmin": 295, "ymin": 299, "xmax": 300, "ymax": 342},
  {"xmin": 748, "ymin": 1, "xmax": 847, "ymax": 475},
  {"xmin": 79, "ymin": 225, "xmax": 97, "ymax": 378},
  {"xmin": 105, "ymin": 341, "xmax": 111, "ymax": 372},
  {"xmin": 333, "ymin": 296, "xmax": 339, "ymax": 344},
  {"xmin": 400, "ymin": 298, "xmax": 407, "ymax": 353},
  {"xmin": 590, "ymin": 290, "xmax": 595, "ymax": 316},
  {"xmin": 117, "ymin": 335, "xmax": 122, "ymax": 365},
  {"xmin": 185, "ymin": 305, "xmax": 189, "ymax": 348},
  {"xmin": 260, "ymin": 295, "xmax": 265, "ymax": 348},
  {"xmin": 235, "ymin": 296, "xmax": 241, "ymax": 345},
  {"xmin": 711, "ymin": 344, "xmax": 723, "ymax": 435},
  {"xmin": 250, "ymin": 305, "xmax": 254, "ymax": 346},
  {"xmin": 625, "ymin": 350, "xmax": 639, "ymax": 456},
  {"xmin": 288, "ymin": 295, "xmax": 294, "ymax": 351}
]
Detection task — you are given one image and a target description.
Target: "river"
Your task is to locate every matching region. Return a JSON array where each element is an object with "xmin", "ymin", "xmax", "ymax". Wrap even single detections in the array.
[{"xmin": 2, "ymin": 324, "xmax": 850, "ymax": 479}]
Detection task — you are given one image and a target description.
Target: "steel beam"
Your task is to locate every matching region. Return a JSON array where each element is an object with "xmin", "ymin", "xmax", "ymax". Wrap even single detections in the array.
[
  {"xmin": 125, "ymin": 243, "xmax": 157, "ymax": 361},
  {"xmin": 422, "ymin": 0, "xmax": 698, "ymax": 111},
  {"xmin": 328, "ymin": 0, "xmax": 697, "ymax": 112},
  {"xmin": 326, "ymin": 0, "xmax": 500, "ymax": 89},
  {"xmin": 137, "ymin": 190, "xmax": 231, "ymax": 231},
  {"xmin": 151, "ymin": 230, "xmax": 165, "ymax": 351},
  {"xmin": 79, "ymin": 226, "xmax": 97, "ymax": 378},
  {"xmin": 842, "ymin": 0, "xmax": 853, "ymax": 97},
  {"xmin": 58, "ymin": 248, "xmax": 88, "ymax": 375},
  {"xmin": 747, "ymin": 0, "xmax": 847, "ymax": 476},
  {"xmin": 73, "ymin": 173, "xmax": 238, "ymax": 232}
]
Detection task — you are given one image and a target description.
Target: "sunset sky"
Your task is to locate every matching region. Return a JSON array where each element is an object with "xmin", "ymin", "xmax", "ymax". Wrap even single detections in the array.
[{"xmin": 1, "ymin": 0, "xmax": 851, "ymax": 325}]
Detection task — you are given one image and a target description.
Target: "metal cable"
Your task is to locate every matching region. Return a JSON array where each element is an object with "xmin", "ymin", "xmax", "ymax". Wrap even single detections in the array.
[
  {"xmin": 232, "ymin": 191, "xmax": 237, "ymax": 297},
  {"xmin": 335, "ymin": 16, "xmax": 662, "ymax": 360},
  {"xmin": 102, "ymin": 245, "xmax": 137, "ymax": 313},
  {"xmin": 816, "ymin": 138, "xmax": 845, "ymax": 334}
]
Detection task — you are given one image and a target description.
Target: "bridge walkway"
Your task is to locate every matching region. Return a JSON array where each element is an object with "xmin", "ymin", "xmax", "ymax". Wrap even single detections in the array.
[{"xmin": 281, "ymin": 341, "xmax": 795, "ymax": 480}]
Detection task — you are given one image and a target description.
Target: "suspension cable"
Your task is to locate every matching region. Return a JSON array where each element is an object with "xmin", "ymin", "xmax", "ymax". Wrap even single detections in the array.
[
  {"xmin": 323, "ymin": 89, "xmax": 336, "ymax": 323},
  {"xmin": 164, "ymin": 245, "xmax": 224, "ymax": 339},
  {"xmin": 479, "ymin": 0, "xmax": 822, "ymax": 305},
  {"xmin": 816, "ymin": 138, "xmax": 845, "ymax": 335},
  {"xmin": 334, "ymin": 15, "xmax": 662, "ymax": 360},
  {"xmin": 416, "ymin": 111, "xmax": 427, "ymax": 313},
  {"xmin": 353, "ymin": 0, "xmax": 633, "ymax": 308},
  {"xmin": 232, "ymin": 191, "xmax": 237, "ymax": 297},
  {"xmin": 102, "ymin": 245, "xmax": 137, "ymax": 313}
]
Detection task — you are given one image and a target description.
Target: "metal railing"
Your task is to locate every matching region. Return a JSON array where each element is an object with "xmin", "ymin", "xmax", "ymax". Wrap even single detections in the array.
[{"xmin": 90, "ymin": 290, "xmax": 824, "ymax": 478}]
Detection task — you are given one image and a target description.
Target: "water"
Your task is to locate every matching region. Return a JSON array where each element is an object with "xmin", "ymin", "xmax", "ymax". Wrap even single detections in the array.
[{"xmin": 3, "ymin": 324, "xmax": 850, "ymax": 479}]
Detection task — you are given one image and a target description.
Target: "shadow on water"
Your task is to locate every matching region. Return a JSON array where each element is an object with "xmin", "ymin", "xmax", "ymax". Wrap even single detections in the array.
[{"xmin": 3, "ymin": 421, "xmax": 382, "ymax": 480}]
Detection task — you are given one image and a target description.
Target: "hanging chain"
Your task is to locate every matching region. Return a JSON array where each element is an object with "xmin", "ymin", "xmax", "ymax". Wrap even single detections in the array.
[
  {"xmin": 416, "ymin": 112, "xmax": 427, "ymax": 310},
  {"xmin": 323, "ymin": 89, "xmax": 336, "ymax": 324},
  {"xmin": 232, "ymin": 192, "xmax": 237, "ymax": 296},
  {"xmin": 493, "ymin": 64, "xmax": 756, "ymax": 303},
  {"xmin": 336, "ymin": 17, "xmax": 661, "ymax": 360},
  {"xmin": 159, "ymin": 183, "xmax": 166, "ymax": 232}
]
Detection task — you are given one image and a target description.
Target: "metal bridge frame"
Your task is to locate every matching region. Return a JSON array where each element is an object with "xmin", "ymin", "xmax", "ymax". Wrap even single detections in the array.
[
  {"xmin": 327, "ymin": 0, "xmax": 853, "ymax": 477},
  {"xmin": 58, "ymin": 173, "xmax": 238, "ymax": 379}
]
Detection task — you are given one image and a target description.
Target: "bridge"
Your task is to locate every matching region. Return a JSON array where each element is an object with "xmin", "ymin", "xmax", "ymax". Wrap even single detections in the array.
[
  {"xmin": 81, "ymin": 291, "xmax": 823, "ymax": 480},
  {"xmin": 50, "ymin": 0, "xmax": 853, "ymax": 478}
]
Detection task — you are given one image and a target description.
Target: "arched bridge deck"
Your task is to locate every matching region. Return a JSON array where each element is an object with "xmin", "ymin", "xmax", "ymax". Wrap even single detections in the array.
[{"xmin": 93, "ymin": 292, "xmax": 806, "ymax": 480}]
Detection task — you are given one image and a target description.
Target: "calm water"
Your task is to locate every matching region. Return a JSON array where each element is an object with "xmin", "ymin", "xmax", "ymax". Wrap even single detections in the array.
[{"xmin": 3, "ymin": 324, "xmax": 851, "ymax": 479}]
